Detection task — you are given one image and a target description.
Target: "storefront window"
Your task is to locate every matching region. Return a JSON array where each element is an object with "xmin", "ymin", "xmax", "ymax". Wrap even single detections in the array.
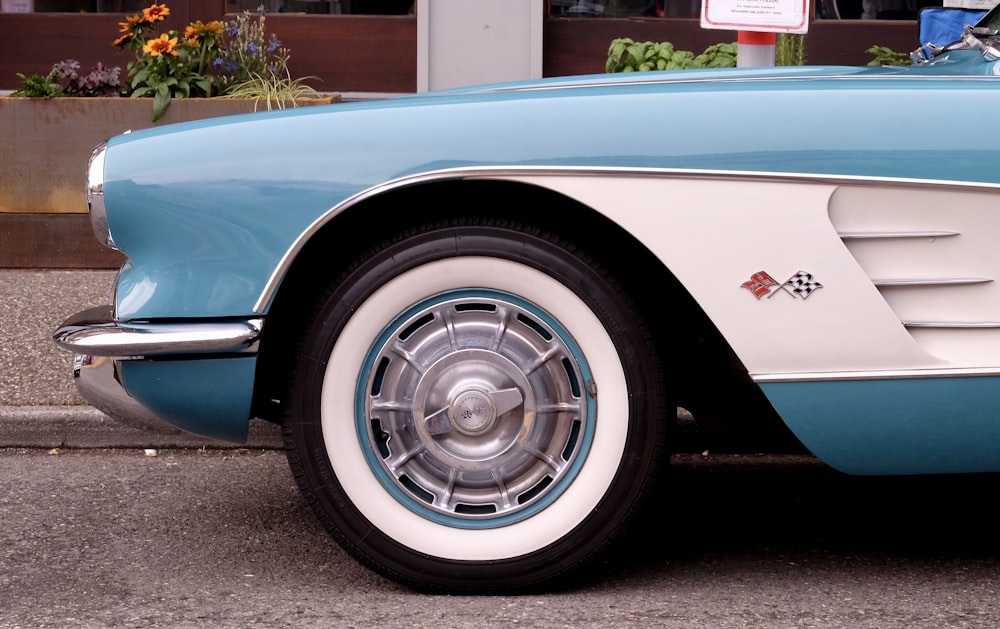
[
  {"xmin": 224, "ymin": 0, "xmax": 413, "ymax": 13},
  {"xmin": 552, "ymin": 0, "xmax": 666, "ymax": 17},
  {"xmin": 3, "ymin": 0, "xmax": 149, "ymax": 11},
  {"xmin": 4, "ymin": 0, "xmax": 933, "ymax": 19}
]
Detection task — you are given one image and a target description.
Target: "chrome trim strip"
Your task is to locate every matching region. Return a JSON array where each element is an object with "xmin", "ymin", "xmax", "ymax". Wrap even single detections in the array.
[
  {"xmin": 874, "ymin": 277, "xmax": 992, "ymax": 286},
  {"xmin": 903, "ymin": 321, "xmax": 1000, "ymax": 328},
  {"xmin": 754, "ymin": 366, "xmax": 1000, "ymax": 383},
  {"xmin": 86, "ymin": 142, "xmax": 116, "ymax": 250},
  {"xmin": 458, "ymin": 73, "xmax": 1000, "ymax": 95},
  {"xmin": 252, "ymin": 165, "xmax": 1000, "ymax": 313},
  {"xmin": 839, "ymin": 230, "xmax": 960, "ymax": 240},
  {"xmin": 53, "ymin": 305, "xmax": 263, "ymax": 358}
]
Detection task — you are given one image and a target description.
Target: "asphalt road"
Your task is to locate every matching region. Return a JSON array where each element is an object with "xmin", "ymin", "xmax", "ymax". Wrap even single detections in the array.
[
  {"xmin": 3, "ymin": 448, "xmax": 1000, "ymax": 628},
  {"xmin": 0, "ymin": 269, "xmax": 112, "ymax": 407}
]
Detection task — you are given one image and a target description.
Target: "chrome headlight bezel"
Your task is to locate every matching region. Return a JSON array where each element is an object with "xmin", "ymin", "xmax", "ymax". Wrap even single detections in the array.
[{"xmin": 87, "ymin": 141, "xmax": 117, "ymax": 251}]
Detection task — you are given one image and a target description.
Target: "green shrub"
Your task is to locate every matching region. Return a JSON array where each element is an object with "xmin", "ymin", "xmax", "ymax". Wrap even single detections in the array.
[
  {"xmin": 866, "ymin": 45, "xmax": 912, "ymax": 66},
  {"xmin": 607, "ymin": 38, "xmax": 737, "ymax": 72},
  {"xmin": 776, "ymin": 33, "xmax": 807, "ymax": 66}
]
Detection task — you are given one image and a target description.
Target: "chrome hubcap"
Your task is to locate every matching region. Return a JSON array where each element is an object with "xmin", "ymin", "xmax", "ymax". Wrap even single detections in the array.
[
  {"xmin": 362, "ymin": 291, "xmax": 591, "ymax": 523},
  {"xmin": 448, "ymin": 388, "xmax": 500, "ymax": 435}
]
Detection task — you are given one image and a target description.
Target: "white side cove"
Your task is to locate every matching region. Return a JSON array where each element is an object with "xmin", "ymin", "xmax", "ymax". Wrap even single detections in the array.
[{"xmin": 488, "ymin": 173, "xmax": 1000, "ymax": 380}]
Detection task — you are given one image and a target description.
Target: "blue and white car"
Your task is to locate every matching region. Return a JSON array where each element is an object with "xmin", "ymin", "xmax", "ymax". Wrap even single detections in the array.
[{"xmin": 55, "ymin": 5, "xmax": 1000, "ymax": 591}]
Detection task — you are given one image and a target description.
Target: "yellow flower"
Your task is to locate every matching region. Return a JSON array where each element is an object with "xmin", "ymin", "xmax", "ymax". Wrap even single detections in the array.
[
  {"xmin": 184, "ymin": 20, "xmax": 224, "ymax": 39},
  {"xmin": 142, "ymin": 33, "xmax": 179, "ymax": 57},
  {"xmin": 203, "ymin": 20, "xmax": 224, "ymax": 35},
  {"xmin": 142, "ymin": 3, "xmax": 170, "ymax": 23}
]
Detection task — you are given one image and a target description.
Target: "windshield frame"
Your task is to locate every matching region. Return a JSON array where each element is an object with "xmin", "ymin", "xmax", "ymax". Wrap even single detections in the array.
[{"xmin": 974, "ymin": 2, "xmax": 1000, "ymax": 35}]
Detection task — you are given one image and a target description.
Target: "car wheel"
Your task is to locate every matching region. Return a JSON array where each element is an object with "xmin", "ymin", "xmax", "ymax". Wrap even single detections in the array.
[{"xmin": 283, "ymin": 219, "xmax": 668, "ymax": 592}]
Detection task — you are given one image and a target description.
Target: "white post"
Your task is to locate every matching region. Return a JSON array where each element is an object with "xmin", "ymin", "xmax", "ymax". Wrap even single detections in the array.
[
  {"xmin": 737, "ymin": 31, "xmax": 777, "ymax": 67},
  {"xmin": 417, "ymin": 0, "xmax": 544, "ymax": 92}
]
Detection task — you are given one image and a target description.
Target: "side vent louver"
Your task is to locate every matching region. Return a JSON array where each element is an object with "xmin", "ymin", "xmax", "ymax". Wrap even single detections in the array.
[
  {"xmin": 837, "ymin": 230, "xmax": 1000, "ymax": 329},
  {"xmin": 828, "ymin": 184, "xmax": 1000, "ymax": 366}
]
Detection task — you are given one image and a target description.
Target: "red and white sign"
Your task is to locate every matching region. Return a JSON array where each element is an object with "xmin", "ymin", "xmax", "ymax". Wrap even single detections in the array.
[{"xmin": 701, "ymin": 0, "xmax": 809, "ymax": 33}]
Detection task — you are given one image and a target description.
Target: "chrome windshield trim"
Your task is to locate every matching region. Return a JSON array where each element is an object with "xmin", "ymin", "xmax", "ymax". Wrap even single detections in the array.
[
  {"xmin": 754, "ymin": 366, "xmax": 1000, "ymax": 383},
  {"xmin": 253, "ymin": 165, "xmax": 1000, "ymax": 313},
  {"xmin": 53, "ymin": 305, "xmax": 263, "ymax": 358}
]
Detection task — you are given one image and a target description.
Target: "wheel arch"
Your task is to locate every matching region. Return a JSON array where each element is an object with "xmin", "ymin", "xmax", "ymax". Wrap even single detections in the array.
[{"xmin": 251, "ymin": 177, "xmax": 795, "ymax": 451}]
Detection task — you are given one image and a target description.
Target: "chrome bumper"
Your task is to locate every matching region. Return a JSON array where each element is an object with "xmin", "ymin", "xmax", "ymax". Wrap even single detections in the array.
[
  {"xmin": 54, "ymin": 306, "xmax": 264, "ymax": 433},
  {"xmin": 53, "ymin": 305, "xmax": 264, "ymax": 357}
]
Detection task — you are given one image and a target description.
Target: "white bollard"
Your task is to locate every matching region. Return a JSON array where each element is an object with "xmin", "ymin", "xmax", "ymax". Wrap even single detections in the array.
[{"xmin": 737, "ymin": 31, "xmax": 776, "ymax": 67}]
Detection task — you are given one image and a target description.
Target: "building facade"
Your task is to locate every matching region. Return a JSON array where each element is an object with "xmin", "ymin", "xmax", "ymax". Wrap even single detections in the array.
[{"xmin": 1, "ymin": 0, "xmax": 920, "ymax": 94}]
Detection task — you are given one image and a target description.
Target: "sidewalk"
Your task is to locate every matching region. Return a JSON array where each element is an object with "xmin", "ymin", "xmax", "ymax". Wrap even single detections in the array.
[
  {"xmin": 0, "ymin": 269, "xmax": 281, "ymax": 449},
  {"xmin": 0, "ymin": 405, "xmax": 282, "ymax": 449}
]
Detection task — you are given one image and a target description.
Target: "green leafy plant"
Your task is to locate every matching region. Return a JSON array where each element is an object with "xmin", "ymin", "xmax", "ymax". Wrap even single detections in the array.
[
  {"xmin": 697, "ymin": 43, "xmax": 739, "ymax": 68},
  {"xmin": 606, "ymin": 38, "xmax": 737, "ymax": 72},
  {"xmin": 212, "ymin": 9, "xmax": 321, "ymax": 106},
  {"xmin": 11, "ymin": 70, "xmax": 64, "ymax": 98},
  {"xmin": 113, "ymin": 3, "xmax": 224, "ymax": 121},
  {"xmin": 776, "ymin": 33, "xmax": 807, "ymax": 66},
  {"xmin": 10, "ymin": 2, "xmax": 322, "ymax": 121},
  {"xmin": 214, "ymin": 10, "xmax": 287, "ymax": 91},
  {"xmin": 12, "ymin": 60, "xmax": 122, "ymax": 97},
  {"xmin": 866, "ymin": 45, "xmax": 912, "ymax": 66},
  {"xmin": 221, "ymin": 73, "xmax": 323, "ymax": 110}
]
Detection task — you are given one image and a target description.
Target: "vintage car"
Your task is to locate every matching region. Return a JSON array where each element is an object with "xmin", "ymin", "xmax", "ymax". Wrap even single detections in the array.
[{"xmin": 54, "ymin": 6, "xmax": 1000, "ymax": 592}]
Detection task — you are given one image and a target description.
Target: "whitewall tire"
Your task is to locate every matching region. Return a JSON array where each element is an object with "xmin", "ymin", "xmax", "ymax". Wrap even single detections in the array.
[{"xmin": 284, "ymin": 220, "xmax": 668, "ymax": 592}]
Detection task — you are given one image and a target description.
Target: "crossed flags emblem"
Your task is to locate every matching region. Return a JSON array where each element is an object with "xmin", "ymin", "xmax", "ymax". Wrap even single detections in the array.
[{"xmin": 742, "ymin": 271, "xmax": 822, "ymax": 300}]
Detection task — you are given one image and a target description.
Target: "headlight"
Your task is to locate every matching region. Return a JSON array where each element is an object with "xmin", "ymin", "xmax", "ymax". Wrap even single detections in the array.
[{"xmin": 86, "ymin": 141, "xmax": 117, "ymax": 250}]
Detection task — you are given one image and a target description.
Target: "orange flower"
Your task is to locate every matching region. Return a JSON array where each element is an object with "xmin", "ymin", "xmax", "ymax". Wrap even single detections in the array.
[
  {"xmin": 142, "ymin": 3, "xmax": 170, "ymax": 22},
  {"xmin": 142, "ymin": 33, "xmax": 179, "ymax": 57},
  {"xmin": 112, "ymin": 33, "xmax": 135, "ymax": 47},
  {"xmin": 118, "ymin": 13, "xmax": 144, "ymax": 33}
]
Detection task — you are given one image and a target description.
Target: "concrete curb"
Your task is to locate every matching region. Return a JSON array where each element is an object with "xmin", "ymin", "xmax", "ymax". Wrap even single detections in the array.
[{"xmin": 0, "ymin": 406, "xmax": 284, "ymax": 450}]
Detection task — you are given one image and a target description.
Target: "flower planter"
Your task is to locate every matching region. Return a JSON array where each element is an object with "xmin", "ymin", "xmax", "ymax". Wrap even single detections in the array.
[{"xmin": 0, "ymin": 95, "xmax": 338, "ymax": 215}]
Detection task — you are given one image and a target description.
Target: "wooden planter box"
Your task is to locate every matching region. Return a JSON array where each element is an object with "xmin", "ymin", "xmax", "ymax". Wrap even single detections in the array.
[
  {"xmin": 0, "ymin": 95, "xmax": 337, "ymax": 268},
  {"xmin": 0, "ymin": 95, "xmax": 337, "ymax": 215}
]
